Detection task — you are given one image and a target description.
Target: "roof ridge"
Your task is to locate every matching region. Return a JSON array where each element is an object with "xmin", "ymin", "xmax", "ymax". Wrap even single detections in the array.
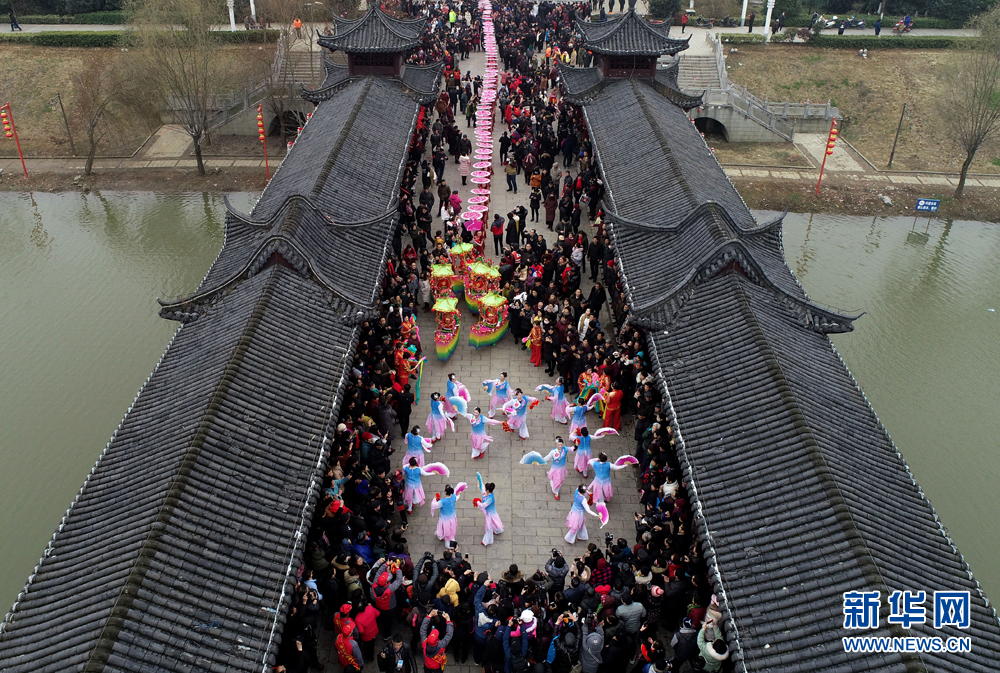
[
  {"xmin": 82, "ymin": 271, "xmax": 282, "ymax": 672},
  {"xmin": 313, "ymin": 76, "xmax": 374, "ymax": 199},
  {"xmin": 630, "ymin": 80, "xmax": 696, "ymax": 210}
]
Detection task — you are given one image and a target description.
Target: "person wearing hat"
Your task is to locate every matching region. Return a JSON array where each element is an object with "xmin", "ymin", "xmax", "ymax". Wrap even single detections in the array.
[
  {"xmin": 580, "ymin": 617, "xmax": 604, "ymax": 673},
  {"xmin": 420, "ymin": 610, "xmax": 455, "ymax": 673},
  {"xmin": 371, "ymin": 561, "xmax": 405, "ymax": 637},
  {"xmin": 668, "ymin": 618, "xmax": 699, "ymax": 671},
  {"xmin": 335, "ymin": 623, "xmax": 365, "ymax": 673},
  {"xmin": 355, "ymin": 599, "xmax": 382, "ymax": 661}
]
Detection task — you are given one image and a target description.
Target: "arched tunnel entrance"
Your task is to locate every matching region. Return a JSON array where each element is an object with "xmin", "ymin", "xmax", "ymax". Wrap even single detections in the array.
[{"xmin": 694, "ymin": 116, "xmax": 730, "ymax": 143}]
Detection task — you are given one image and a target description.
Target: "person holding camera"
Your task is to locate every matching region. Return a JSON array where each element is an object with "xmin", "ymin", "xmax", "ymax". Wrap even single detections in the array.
[
  {"xmin": 545, "ymin": 550, "xmax": 570, "ymax": 600},
  {"xmin": 379, "ymin": 633, "xmax": 417, "ymax": 673},
  {"xmin": 420, "ymin": 610, "xmax": 455, "ymax": 673}
]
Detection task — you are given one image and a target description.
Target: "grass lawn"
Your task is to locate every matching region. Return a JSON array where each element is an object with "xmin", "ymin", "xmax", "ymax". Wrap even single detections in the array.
[
  {"xmin": 725, "ymin": 45, "xmax": 1000, "ymax": 174},
  {"xmin": 0, "ymin": 44, "xmax": 274, "ymax": 159},
  {"xmin": 710, "ymin": 140, "xmax": 813, "ymax": 167}
]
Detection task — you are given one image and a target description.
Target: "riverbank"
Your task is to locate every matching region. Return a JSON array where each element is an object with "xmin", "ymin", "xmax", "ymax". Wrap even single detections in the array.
[
  {"xmin": 0, "ymin": 167, "xmax": 269, "ymax": 194},
  {"xmin": 2, "ymin": 168, "xmax": 996, "ymax": 222},
  {"xmin": 732, "ymin": 178, "xmax": 1000, "ymax": 222}
]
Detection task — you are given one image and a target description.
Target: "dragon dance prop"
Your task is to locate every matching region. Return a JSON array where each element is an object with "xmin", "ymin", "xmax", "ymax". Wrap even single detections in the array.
[
  {"xmin": 463, "ymin": 261, "xmax": 501, "ymax": 315},
  {"xmin": 449, "ymin": 242, "xmax": 476, "ymax": 297},
  {"xmin": 469, "ymin": 292, "xmax": 508, "ymax": 349},
  {"xmin": 433, "ymin": 296, "xmax": 461, "ymax": 362},
  {"xmin": 431, "ymin": 264, "xmax": 455, "ymax": 301}
]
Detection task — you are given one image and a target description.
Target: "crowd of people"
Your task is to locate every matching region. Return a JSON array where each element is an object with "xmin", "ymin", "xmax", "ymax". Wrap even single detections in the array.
[{"xmin": 274, "ymin": 1, "xmax": 728, "ymax": 672}]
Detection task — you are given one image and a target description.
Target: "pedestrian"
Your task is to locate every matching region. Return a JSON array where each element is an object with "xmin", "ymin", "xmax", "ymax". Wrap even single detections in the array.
[
  {"xmin": 838, "ymin": 19, "xmax": 846, "ymax": 35},
  {"xmin": 680, "ymin": 13, "xmax": 687, "ymax": 33},
  {"xmin": 420, "ymin": 611, "xmax": 455, "ymax": 671},
  {"xmin": 505, "ymin": 161, "xmax": 518, "ymax": 193},
  {"xmin": 459, "ymin": 153, "xmax": 471, "ymax": 185},
  {"xmin": 379, "ymin": 634, "xmax": 416, "ymax": 673},
  {"xmin": 499, "ymin": 131, "xmax": 511, "ymax": 163},
  {"xmin": 355, "ymin": 601, "xmax": 381, "ymax": 661},
  {"xmin": 747, "ymin": 12, "xmax": 755, "ymax": 32},
  {"xmin": 371, "ymin": 562, "xmax": 405, "ymax": 636},
  {"xmin": 9, "ymin": 9, "xmax": 22, "ymax": 31},
  {"xmin": 335, "ymin": 625, "xmax": 365, "ymax": 673},
  {"xmin": 490, "ymin": 215, "xmax": 504, "ymax": 256},
  {"xmin": 874, "ymin": 18, "xmax": 881, "ymax": 36}
]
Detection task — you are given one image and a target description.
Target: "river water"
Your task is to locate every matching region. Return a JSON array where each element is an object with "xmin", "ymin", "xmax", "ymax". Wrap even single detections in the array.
[{"xmin": 0, "ymin": 195, "xmax": 997, "ymax": 612}]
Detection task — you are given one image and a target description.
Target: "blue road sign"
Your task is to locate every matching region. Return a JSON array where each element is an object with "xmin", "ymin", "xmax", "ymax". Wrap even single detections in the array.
[{"xmin": 915, "ymin": 199, "xmax": 940, "ymax": 212}]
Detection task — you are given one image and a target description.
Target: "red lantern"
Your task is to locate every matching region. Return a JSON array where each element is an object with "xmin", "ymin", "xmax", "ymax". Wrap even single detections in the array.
[
  {"xmin": 5, "ymin": 132, "xmax": 11, "ymax": 139},
  {"xmin": 259, "ymin": 134, "xmax": 266, "ymax": 141}
]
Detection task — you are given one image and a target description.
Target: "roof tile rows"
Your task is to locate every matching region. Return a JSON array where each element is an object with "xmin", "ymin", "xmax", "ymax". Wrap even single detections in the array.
[
  {"xmin": 574, "ymin": 65, "xmax": 1000, "ymax": 673},
  {"xmin": 0, "ymin": 69, "xmax": 423, "ymax": 671},
  {"xmin": 575, "ymin": 10, "xmax": 690, "ymax": 55},
  {"xmin": 318, "ymin": 6, "xmax": 425, "ymax": 53}
]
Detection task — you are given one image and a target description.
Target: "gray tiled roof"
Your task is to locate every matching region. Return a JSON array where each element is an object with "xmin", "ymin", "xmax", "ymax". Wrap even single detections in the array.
[
  {"xmin": 401, "ymin": 61, "xmax": 447, "ymax": 103},
  {"xmin": 0, "ymin": 72, "xmax": 421, "ymax": 673},
  {"xmin": 318, "ymin": 6, "xmax": 424, "ymax": 53},
  {"xmin": 301, "ymin": 60, "xmax": 355, "ymax": 103},
  {"xmin": 556, "ymin": 63, "xmax": 602, "ymax": 97},
  {"xmin": 576, "ymin": 11, "xmax": 690, "ymax": 55},
  {"xmin": 184, "ymin": 76, "xmax": 419, "ymax": 318},
  {"xmin": 580, "ymin": 62, "xmax": 1000, "ymax": 672}
]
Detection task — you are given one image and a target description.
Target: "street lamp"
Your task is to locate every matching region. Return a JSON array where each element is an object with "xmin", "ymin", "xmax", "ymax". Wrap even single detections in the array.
[{"xmin": 50, "ymin": 93, "xmax": 76, "ymax": 156}]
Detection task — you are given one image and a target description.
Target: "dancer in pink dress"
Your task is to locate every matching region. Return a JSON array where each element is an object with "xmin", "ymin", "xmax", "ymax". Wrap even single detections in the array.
[
  {"xmin": 474, "ymin": 476, "xmax": 504, "ymax": 546},
  {"xmin": 441, "ymin": 373, "xmax": 470, "ymax": 418},
  {"xmin": 426, "ymin": 392, "xmax": 455, "ymax": 442},
  {"xmin": 535, "ymin": 377, "xmax": 569, "ymax": 424},
  {"xmin": 461, "ymin": 406, "xmax": 504, "ymax": 459}
]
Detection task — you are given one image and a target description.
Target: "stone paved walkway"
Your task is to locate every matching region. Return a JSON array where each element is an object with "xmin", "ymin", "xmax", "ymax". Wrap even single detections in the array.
[{"xmin": 400, "ymin": 48, "xmax": 640, "ymax": 581}]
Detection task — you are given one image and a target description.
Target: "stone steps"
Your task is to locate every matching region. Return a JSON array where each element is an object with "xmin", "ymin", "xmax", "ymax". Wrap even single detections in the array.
[{"xmin": 676, "ymin": 55, "xmax": 721, "ymax": 92}]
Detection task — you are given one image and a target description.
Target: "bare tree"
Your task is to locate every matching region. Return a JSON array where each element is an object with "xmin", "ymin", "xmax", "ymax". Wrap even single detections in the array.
[
  {"xmin": 127, "ymin": 0, "xmax": 240, "ymax": 175},
  {"xmin": 252, "ymin": 0, "xmax": 307, "ymax": 148},
  {"xmin": 950, "ymin": 7, "xmax": 1000, "ymax": 198},
  {"xmin": 72, "ymin": 54, "xmax": 123, "ymax": 176}
]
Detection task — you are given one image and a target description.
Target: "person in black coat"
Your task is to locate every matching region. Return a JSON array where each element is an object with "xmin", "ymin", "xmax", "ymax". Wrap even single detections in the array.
[
  {"xmin": 379, "ymin": 634, "xmax": 417, "ymax": 673},
  {"xmin": 587, "ymin": 284, "xmax": 607, "ymax": 318},
  {"xmin": 394, "ymin": 385, "xmax": 414, "ymax": 435},
  {"xmin": 506, "ymin": 213, "xmax": 521, "ymax": 248}
]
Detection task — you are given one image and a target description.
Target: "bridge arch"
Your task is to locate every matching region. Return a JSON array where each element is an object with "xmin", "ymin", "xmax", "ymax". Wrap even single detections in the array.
[{"xmin": 694, "ymin": 116, "xmax": 730, "ymax": 142}]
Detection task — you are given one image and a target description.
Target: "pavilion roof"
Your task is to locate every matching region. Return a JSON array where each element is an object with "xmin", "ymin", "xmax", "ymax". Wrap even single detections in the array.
[
  {"xmin": 575, "ymin": 10, "xmax": 690, "ymax": 55},
  {"xmin": 318, "ymin": 6, "xmax": 425, "ymax": 53}
]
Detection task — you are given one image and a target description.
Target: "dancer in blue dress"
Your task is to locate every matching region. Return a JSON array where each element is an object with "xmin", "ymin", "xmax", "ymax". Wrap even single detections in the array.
[
  {"xmin": 475, "ymin": 480, "xmax": 504, "ymax": 546},
  {"xmin": 442, "ymin": 373, "xmax": 470, "ymax": 419},
  {"xmin": 431, "ymin": 483, "xmax": 467, "ymax": 545},
  {"xmin": 403, "ymin": 457, "xmax": 451, "ymax": 512},
  {"xmin": 482, "ymin": 372, "xmax": 512, "ymax": 418},
  {"xmin": 535, "ymin": 377, "xmax": 569, "ymax": 424},
  {"xmin": 426, "ymin": 392, "xmax": 455, "ymax": 442},
  {"xmin": 461, "ymin": 406, "xmax": 504, "ymax": 459},
  {"xmin": 569, "ymin": 427, "xmax": 618, "ymax": 477},
  {"xmin": 501, "ymin": 388, "xmax": 539, "ymax": 439},
  {"xmin": 565, "ymin": 485, "xmax": 604, "ymax": 544},
  {"xmin": 404, "ymin": 426, "xmax": 433, "ymax": 468},
  {"xmin": 520, "ymin": 436, "xmax": 574, "ymax": 500},
  {"xmin": 587, "ymin": 452, "xmax": 636, "ymax": 503}
]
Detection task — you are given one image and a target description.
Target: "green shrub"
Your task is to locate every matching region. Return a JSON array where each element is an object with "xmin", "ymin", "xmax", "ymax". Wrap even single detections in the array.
[
  {"xmin": 0, "ymin": 28, "xmax": 277, "ymax": 47},
  {"xmin": 0, "ymin": 30, "xmax": 122, "ymax": 46},
  {"xmin": 807, "ymin": 35, "xmax": 978, "ymax": 49},
  {"xmin": 17, "ymin": 10, "xmax": 125, "ymax": 23},
  {"xmin": 216, "ymin": 29, "xmax": 280, "ymax": 44},
  {"xmin": 719, "ymin": 33, "xmax": 766, "ymax": 43},
  {"xmin": 781, "ymin": 14, "xmax": 964, "ymax": 29}
]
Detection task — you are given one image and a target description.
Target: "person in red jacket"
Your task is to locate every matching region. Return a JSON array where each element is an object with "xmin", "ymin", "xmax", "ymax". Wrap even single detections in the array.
[
  {"xmin": 355, "ymin": 602, "xmax": 382, "ymax": 661},
  {"xmin": 336, "ymin": 625, "xmax": 365, "ymax": 673}
]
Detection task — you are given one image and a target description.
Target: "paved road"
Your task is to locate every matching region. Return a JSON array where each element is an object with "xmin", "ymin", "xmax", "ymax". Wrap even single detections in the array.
[{"xmin": 400, "ymin": 48, "xmax": 641, "ymax": 579}]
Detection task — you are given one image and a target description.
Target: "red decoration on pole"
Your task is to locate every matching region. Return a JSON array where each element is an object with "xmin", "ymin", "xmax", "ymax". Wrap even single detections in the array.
[
  {"xmin": 257, "ymin": 104, "xmax": 270, "ymax": 180},
  {"xmin": 815, "ymin": 118, "xmax": 838, "ymax": 196},
  {"xmin": 1, "ymin": 103, "xmax": 28, "ymax": 179}
]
